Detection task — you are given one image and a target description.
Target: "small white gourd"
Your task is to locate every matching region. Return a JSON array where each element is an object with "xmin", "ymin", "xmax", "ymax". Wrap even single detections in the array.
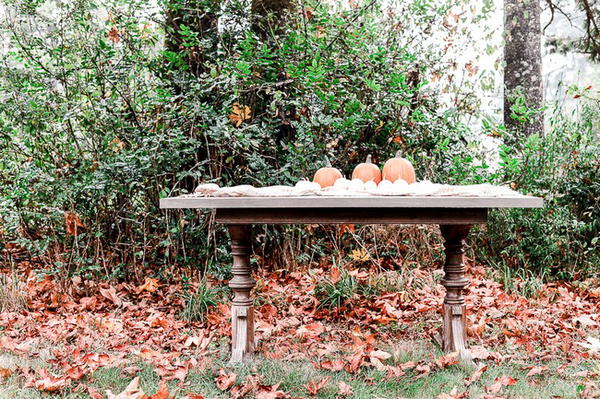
[
  {"xmin": 364, "ymin": 180, "xmax": 377, "ymax": 191},
  {"xmin": 393, "ymin": 178, "xmax": 409, "ymax": 188},
  {"xmin": 308, "ymin": 182, "xmax": 322, "ymax": 191},
  {"xmin": 378, "ymin": 180, "xmax": 393, "ymax": 190},
  {"xmin": 333, "ymin": 178, "xmax": 350, "ymax": 190},
  {"xmin": 349, "ymin": 178, "xmax": 365, "ymax": 191},
  {"xmin": 296, "ymin": 180, "xmax": 315, "ymax": 189}
]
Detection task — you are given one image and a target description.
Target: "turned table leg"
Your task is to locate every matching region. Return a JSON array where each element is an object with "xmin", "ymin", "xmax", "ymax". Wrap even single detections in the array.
[
  {"xmin": 439, "ymin": 224, "xmax": 472, "ymax": 362},
  {"xmin": 227, "ymin": 224, "xmax": 256, "ymax": 364}
]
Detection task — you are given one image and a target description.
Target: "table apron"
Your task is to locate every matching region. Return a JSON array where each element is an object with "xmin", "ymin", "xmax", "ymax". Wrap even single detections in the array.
[{"xmin": 214, "ymin": 208, "xmax": 488, "ymax": 224}]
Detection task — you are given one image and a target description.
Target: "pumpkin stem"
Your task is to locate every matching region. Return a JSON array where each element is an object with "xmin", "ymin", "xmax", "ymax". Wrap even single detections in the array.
[
  {"xmin": 395, "ymin": 149, "xmax": 403, "ymax": 158},
  {"xmin": 366, "ymin": 154, "xmax": 372, "ymax": 164},
  {"xmin": 325, "ymin": 156, "xmax": 332, "ymax": 168}
]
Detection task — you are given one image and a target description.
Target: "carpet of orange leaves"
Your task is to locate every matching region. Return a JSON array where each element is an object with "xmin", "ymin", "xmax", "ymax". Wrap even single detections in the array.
[{"xmin": 0, "ymin": 259, "xmax": 599, "ymax": 398}]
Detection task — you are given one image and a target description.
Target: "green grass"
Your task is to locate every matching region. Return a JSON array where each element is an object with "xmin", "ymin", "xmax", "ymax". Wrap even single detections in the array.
[
  {"xmin": 0, "ymin": 341, "xmax": 596, "ymax": 399},
  {"xmin": 180, "ymin": 280, "xmax": 224, "ymax": 323},
  {"xmin": 313, "ymin": 268, "xmax": 390, "ymax": 309}
]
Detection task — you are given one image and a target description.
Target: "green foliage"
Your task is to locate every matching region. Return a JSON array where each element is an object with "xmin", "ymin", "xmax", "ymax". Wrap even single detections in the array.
[
  {"xmin": 475, "ymin": 100, "xmax": 600, "ymax": 279},
  {"xmin": 0, "ymin": 0, "xmax": 596, "ymax": 282},
  {"xmin": 314, "ymin": 268, "xmax": 384, "ymax": 309},
  {"xmin": 506, "ymin": 88, "xmax": 545, "ymax": 125},
  {"xmin": 0, "ymin": 0, "xmax": 477, "ymax": 279},
  {"xmin": 0, "ymin": 0, "xmax": 211, "ymax": 278},
  {"xmin": 493, "ymin": 264, "xmax": 546, "ymax": 299},
  {"xmin": 180, "ymin": 281, "xmax": 222, "ymax": 322},
  {"xmin": 314, "ymin": 269, "xmax": 359, "ymax": 309}
]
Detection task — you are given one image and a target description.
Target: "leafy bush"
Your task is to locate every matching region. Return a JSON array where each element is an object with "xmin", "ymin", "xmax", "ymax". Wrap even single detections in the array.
[
  {"xmin": 0, "ymin": 0, "xmax": 596, "ymax": 282},
  {"xmin": 0, "ymin": 0, "xmax": 481, "ymax": 279},
  {"xmin": 476, "ymin": 100, "xmax": 600, "ymax": 279}
]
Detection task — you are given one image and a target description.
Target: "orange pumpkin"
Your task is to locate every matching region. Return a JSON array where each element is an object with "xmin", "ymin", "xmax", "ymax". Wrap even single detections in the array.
[
  {"xmin": 313, "ymin": 158, "xmax": 343, "ymax": 188},
  {"xmin": 382, "ymin": 150, "xmax": 416, "ymax": 184},
  {"xmin": 351, "ymin": 154, "xmax": 381, "ymax": 184}
]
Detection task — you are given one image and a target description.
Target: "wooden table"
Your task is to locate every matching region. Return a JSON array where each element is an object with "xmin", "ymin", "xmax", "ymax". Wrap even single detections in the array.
[{"xmin": 160, "ymin": 195, "xmax": 543, "ymax": 363}]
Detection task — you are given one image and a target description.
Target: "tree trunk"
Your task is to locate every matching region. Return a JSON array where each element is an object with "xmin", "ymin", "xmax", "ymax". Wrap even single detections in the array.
[{"xmin": 504, "ymin": 0, "xmax": 544, "ymax": 136}]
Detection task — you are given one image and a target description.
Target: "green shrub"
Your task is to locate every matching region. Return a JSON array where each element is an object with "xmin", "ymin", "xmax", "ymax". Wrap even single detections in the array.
[
  {"xmin": 180, "ymin": 281, "xmax": 222, "ymax": 322},
  {"xmin": 0, "ymin": 0, "xmax": 595, "ymax": 283},
  {"xmin": 0, "ymin": 0, "xmax": 479, "ymax": 279},
  {"xmin": 476, "ymin": 100, "xmax": 600, "ymax": 279}
]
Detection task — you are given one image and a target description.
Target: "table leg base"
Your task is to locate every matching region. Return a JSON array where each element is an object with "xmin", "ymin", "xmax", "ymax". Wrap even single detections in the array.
[
  {"xmin": 229, "ymin": 305, "xmax": 255, "ymax": 364},
  {"xmin": 441, "ymin": 304, "xmax": 473, "ymax": 363}
]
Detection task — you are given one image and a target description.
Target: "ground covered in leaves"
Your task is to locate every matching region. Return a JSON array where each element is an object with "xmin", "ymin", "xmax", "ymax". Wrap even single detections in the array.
[{"xmin": 0, "ymin": 259, "xmax": 599, "ymax": 398}]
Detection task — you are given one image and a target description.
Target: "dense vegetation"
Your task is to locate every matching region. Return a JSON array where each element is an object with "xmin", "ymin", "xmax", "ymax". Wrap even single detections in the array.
[{"xmin": 0, "ymin": 0, "xmax": 598, "ymax": 282}]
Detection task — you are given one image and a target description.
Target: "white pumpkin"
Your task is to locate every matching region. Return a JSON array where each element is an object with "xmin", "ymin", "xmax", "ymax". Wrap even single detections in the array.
[
  {"xmin": 349, "ymin": 178, "xmax": 365, "ymax": 191},
  {"xmin": 393, "ymin": 178, "xmax": 409, "ymax": 188},
  {"xmin": 364, "ymin": 180, "xmax": 377, "ymax": 191},
  {"xmin": 378, "ymin": 180, "xmax": 393, "ymax": 189},
  {"xmin": 333, "ymin": 178, "xmax": 350, "ymax": 190},
  {"xmin": 296, "ymin": 180, "xmax": 321, "ymax": 190}
]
